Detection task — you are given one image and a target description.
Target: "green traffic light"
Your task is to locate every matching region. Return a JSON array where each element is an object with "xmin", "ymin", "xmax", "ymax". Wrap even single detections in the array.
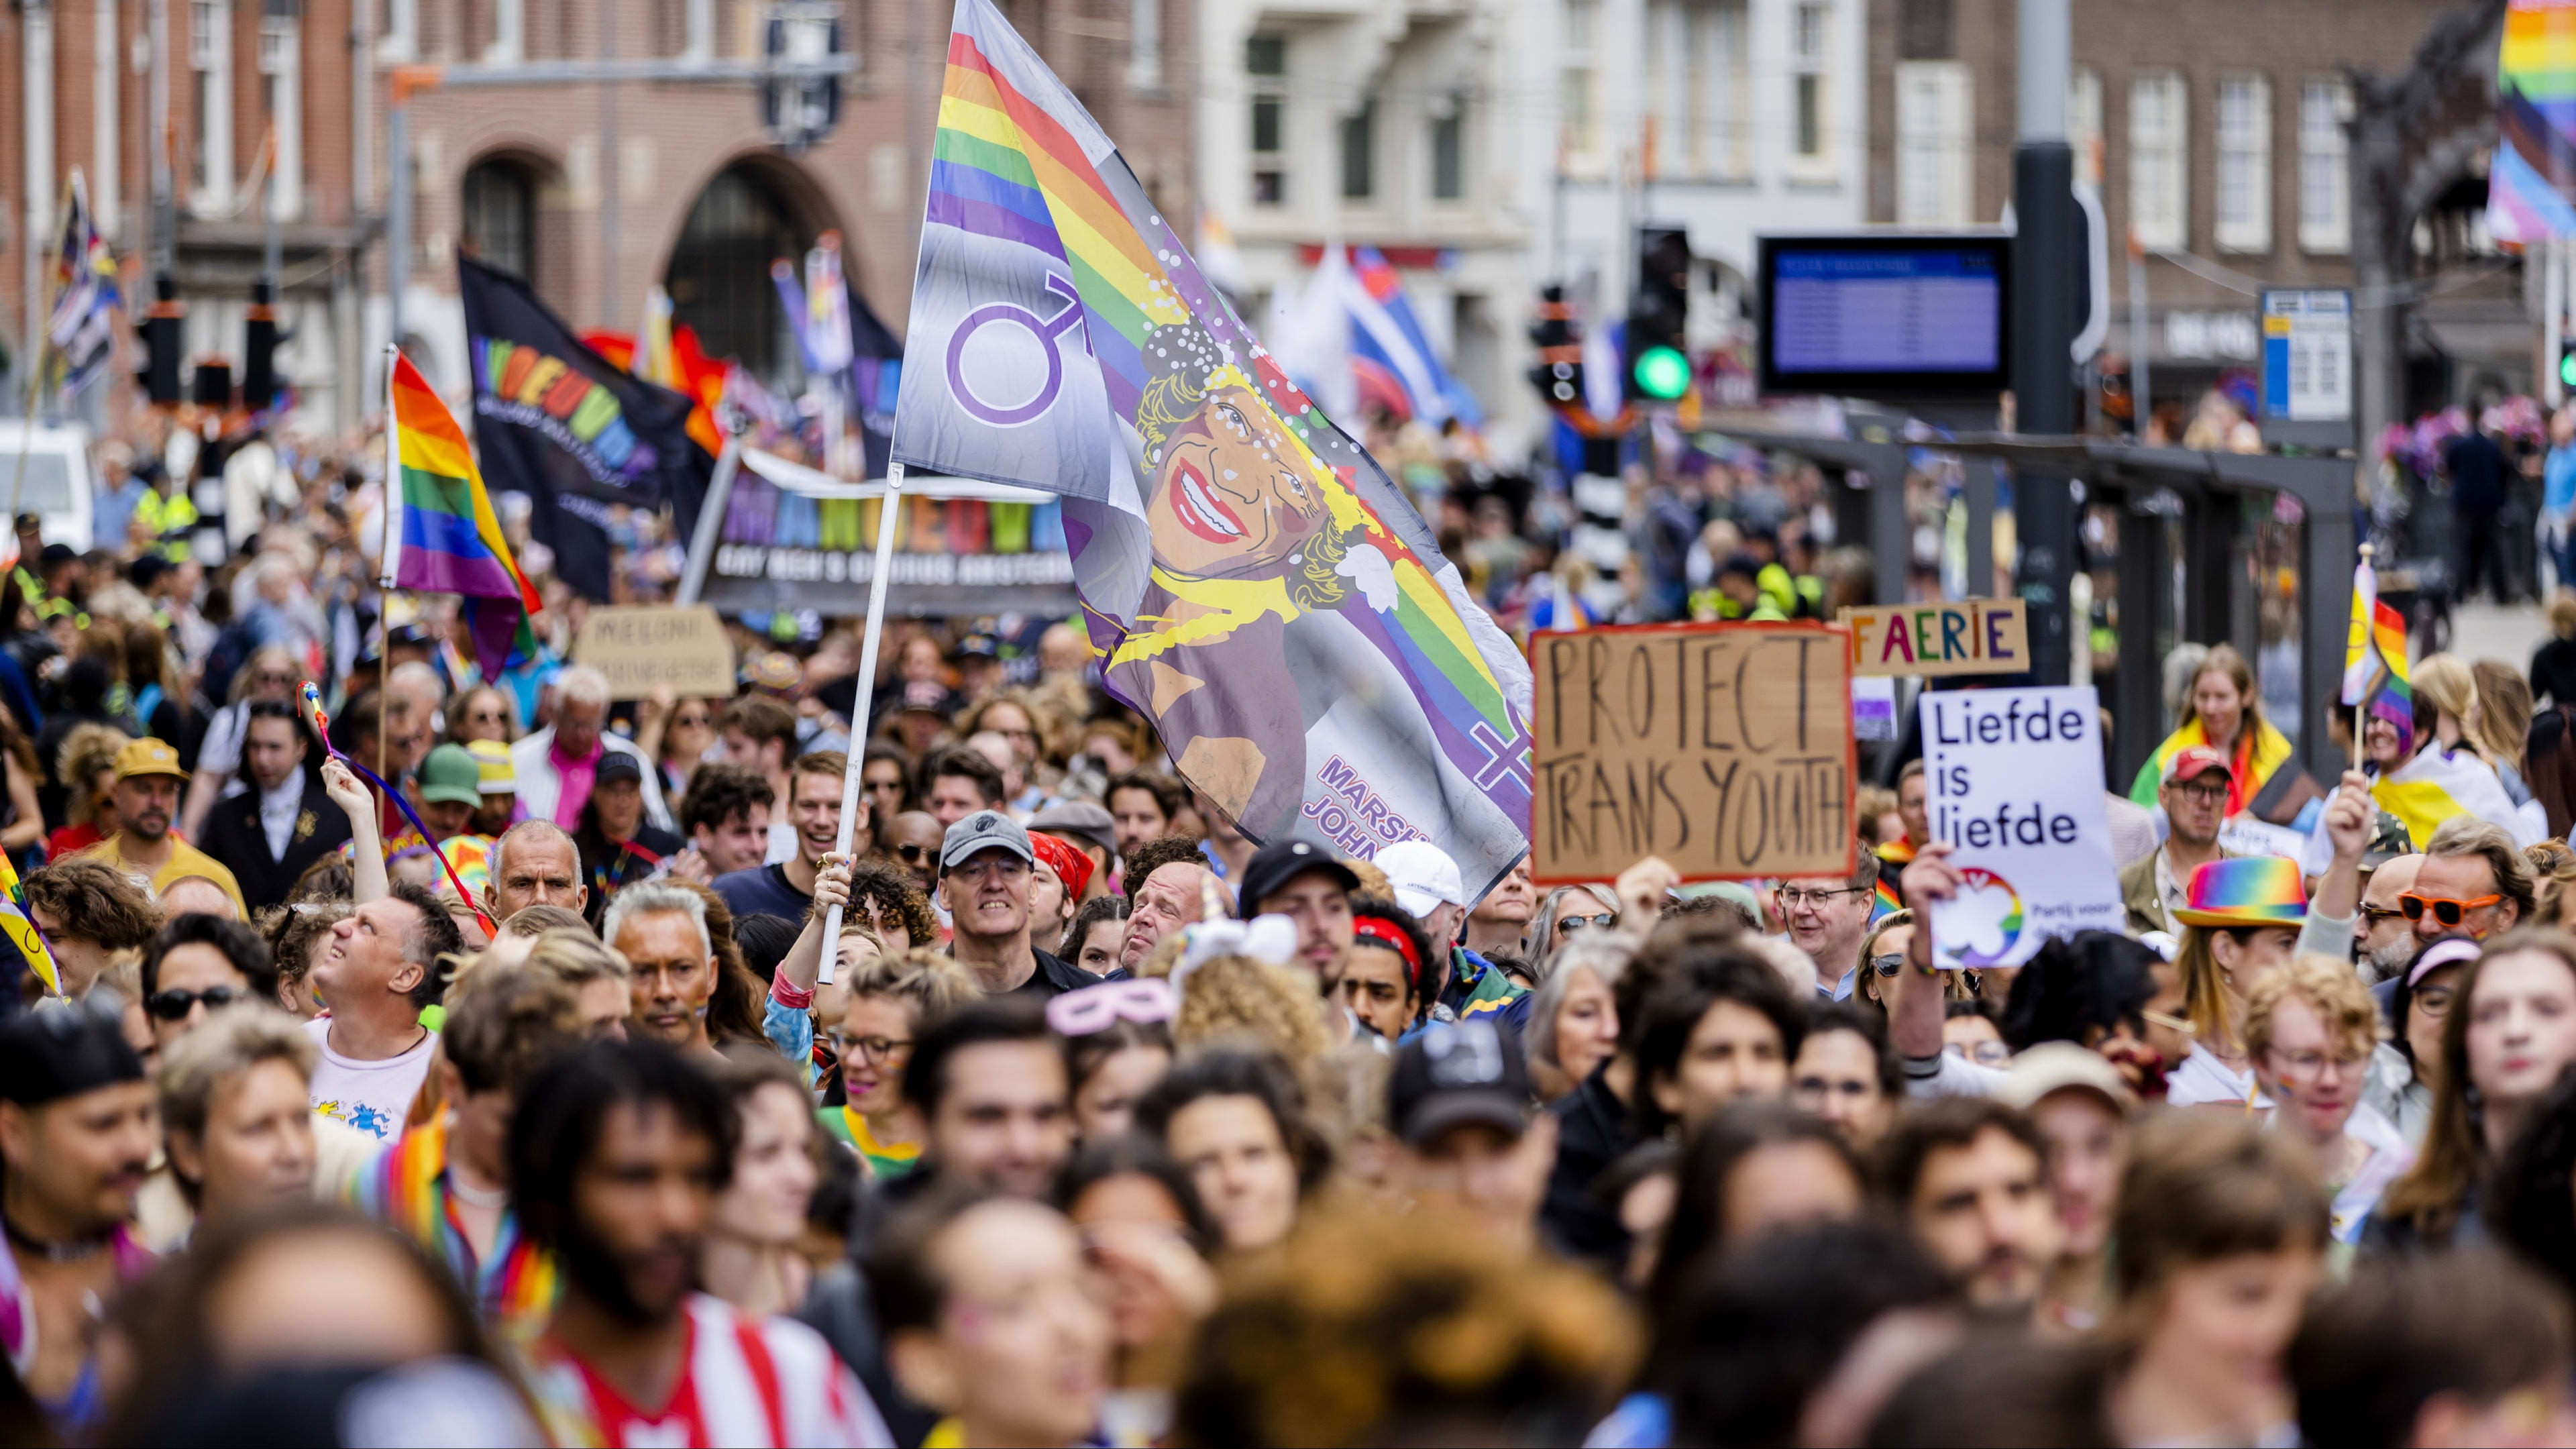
[
  {"xmin": 2561, "ymin": 350, "xmax": 2576, "ymax": 390},
  {"xmin": 1633, "ymin": 345, "xmax": 1690, "ymax": 400}
]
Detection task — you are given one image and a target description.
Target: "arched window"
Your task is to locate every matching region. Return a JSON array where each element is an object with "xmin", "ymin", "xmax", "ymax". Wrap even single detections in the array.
[
  {"xmin": 665, "ymin": 164, "xmax": 812, "ymax": 386},
  {"xmin": 460, "ymin": 157, "xmax": 537, "ymax": 280}
]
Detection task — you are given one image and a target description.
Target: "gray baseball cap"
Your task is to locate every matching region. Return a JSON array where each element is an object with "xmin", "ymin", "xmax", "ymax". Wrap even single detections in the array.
[{"xmin": 941, "ymin": 810, "xmax": 1034, "ymax": 871}]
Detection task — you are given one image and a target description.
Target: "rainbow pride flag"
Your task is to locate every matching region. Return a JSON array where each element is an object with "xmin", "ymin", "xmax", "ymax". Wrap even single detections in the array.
[
  {"xmin": 2490, "ymin": 0, "xmax": 2576, "ymax": 241},
  {"xmin": 380, "ymin": 351, "xmax": 541, "ymax": 683},
  {"xmin": 0, "ymin": 849, "xmax": 62, "ymax": 996},
  {"xmin": 890, "ymin": 0, "xmax": 1532, "ymax": 890},
  {"xmin": 2343, "ymin": 555, "xmax": 2414, "ymax": 759}
]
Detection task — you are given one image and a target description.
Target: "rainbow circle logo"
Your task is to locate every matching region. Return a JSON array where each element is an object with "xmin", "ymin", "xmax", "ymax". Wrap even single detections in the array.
[{"xmin": 1950, "ymin": 865, "xmax": 2025, "ymax": 968}]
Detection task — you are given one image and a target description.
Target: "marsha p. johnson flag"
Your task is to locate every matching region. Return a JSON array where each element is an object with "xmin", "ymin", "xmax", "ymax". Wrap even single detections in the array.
[
  {"xmin": 380, "ymin": 352, "xmax": 543, "ymax": 683},
  {"xmin": 893, "ymin": 0, "xmax": 1532, "ymax": 887}
]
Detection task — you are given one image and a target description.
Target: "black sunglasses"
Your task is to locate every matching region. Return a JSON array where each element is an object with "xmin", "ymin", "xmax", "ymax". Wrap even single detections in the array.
[
  {"xmin": 148, "ymin": 985, "xmax": 245, "ymax": 1020},
  {"xmin": 894, "ymin": 843, "xmax": 935, "ymax": 864},
  {"xmin": 1871, "ymin": 953, "xmax": 1907, "ymax": 977}
]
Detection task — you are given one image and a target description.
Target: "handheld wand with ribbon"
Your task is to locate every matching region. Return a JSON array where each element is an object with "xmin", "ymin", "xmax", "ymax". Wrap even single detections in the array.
[{"xmin": 303, "ymin": 682, "xmax": 496, "ymax": 935}]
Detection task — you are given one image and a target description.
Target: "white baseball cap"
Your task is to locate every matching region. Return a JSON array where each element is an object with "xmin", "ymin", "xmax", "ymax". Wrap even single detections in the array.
[{"xmin": 1375, "ymin": 839, "xmax": 1465, "ymax": 918}]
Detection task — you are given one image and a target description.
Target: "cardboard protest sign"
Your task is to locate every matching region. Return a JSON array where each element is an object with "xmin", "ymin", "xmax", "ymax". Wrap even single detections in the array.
[
  {"xmin": 1841, "ymin": 599, "xmax": 2028, "ymax": 678},
  {"xmin": 1528, "ymin": 623, "xmax": 1856, "ymax": 883},
  {"xmin": 572, "ymin": 605, "xmax": 739, "ymax": 700},
  {"xmin": 1919, "ymin": 686, "xmax": 2125, "ymax": 969}
]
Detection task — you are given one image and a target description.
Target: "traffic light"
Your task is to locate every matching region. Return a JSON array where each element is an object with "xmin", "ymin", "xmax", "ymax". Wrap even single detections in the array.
[
  {"xmin": 2560, "ymin": 339, "xmax": 2576, "ymax": 394},
  {"xmin": 1623, "ymin": 227, "xmax": 1690, "ymax": 401},
  {"xmin": 763, "ymin": 3, "xmax": 843, "ymax": 154},
  {"xmin": 192, "ymin": 358, "xmax": 233, "ymax": 409},
  {"xmin": 242, "ymin": 279, "xmax": 280, "ymax": 413},
  {"xmin": 1525, "ymin": 284, "xmax": 1585, "ymax": 406},
  {"xmin": 136, "ymin": 273, "xmax": 184, "ymax": 406}
]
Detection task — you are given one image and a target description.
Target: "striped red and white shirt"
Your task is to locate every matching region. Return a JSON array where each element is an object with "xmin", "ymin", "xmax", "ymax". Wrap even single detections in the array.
[{"xmin": 524, "ymin": 1294, "xmax": 892, "ymax": 1448}]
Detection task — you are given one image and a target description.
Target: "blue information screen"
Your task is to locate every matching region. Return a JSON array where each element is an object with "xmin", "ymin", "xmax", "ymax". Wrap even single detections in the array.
[{"xmin": 1769, "ymin": 247, "xmax": 2004, "ymax": 376}]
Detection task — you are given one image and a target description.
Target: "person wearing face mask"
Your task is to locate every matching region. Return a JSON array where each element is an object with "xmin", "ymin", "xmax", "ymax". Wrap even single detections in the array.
[
  {"xmin": 2372, "ymin": 930, "xmax": 2576, "ymax": 1252},
  {"xmin": 702, "ymin": 1054, "xmax": 823, "ymax": 1320}
]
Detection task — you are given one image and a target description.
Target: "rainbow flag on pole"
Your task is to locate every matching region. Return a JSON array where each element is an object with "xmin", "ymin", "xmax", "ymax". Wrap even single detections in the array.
[
  {"xmin": 380, "ymin": 350, "xmax": 542, "ymax": 682},
  {"xmin": 0, "ymin": 849, "xmax": 62, "ymax": 996},
  {"xmin": 890, "ymin": 0, "xmax": 1532, "ymax": 889},
  {"xmin": 2342, "ymin": 554, "xmax": 2414, "ymax": 759}
]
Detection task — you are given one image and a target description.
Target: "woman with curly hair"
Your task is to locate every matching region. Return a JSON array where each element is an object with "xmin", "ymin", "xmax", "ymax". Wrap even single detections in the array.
[{"xmin": 46, "ymin": 720, "xmax": 131, "ymax": 861}]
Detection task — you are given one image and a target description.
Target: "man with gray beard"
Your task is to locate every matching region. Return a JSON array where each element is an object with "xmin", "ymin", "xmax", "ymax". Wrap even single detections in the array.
[{"xmin": 2356, "ymin": 854, "xmax": 2423, "ymax": 984}]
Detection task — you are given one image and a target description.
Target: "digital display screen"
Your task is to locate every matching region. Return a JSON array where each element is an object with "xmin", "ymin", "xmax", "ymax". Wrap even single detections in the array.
[{"xmin": 1757, "ymin": 235, "xmax": 2010, "ymax": 397}]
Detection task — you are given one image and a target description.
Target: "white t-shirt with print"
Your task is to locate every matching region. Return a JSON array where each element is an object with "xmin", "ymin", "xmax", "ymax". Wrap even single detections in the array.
[{"xmin": 304, "ymin": 1016, "xmax": 437, "ymax": 1144}]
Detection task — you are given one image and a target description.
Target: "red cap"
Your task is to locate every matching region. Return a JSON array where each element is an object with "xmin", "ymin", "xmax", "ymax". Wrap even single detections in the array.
[{"xmin": 2162, "ymin": 745, "xmax": 2234, "ymax": 786}]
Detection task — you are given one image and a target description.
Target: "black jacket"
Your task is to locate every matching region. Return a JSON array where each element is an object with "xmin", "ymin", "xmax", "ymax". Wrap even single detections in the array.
[
  {"xmin": 199, "ymin": 776, "xmax": 352, "ymax": 911},
  {"xmin": 1540, "ymin": 1061, "xmax": 1645, "ymax": 1268}
]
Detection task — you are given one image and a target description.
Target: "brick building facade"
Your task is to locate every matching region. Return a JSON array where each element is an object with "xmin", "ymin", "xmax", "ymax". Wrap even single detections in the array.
[
  {"xmin": 3, "ymin": 0, "xmax": 1193, "ymax": 432},
  {"xmin": 1864, "ymin": 0, "xmax": 2522, "ymax": 425}
]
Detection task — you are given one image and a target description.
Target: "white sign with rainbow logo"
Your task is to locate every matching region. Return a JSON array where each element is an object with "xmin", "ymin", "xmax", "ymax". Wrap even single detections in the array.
[{"xmin": 1918, "ymin": 686, "xmax": 2126, "ymax": 970}]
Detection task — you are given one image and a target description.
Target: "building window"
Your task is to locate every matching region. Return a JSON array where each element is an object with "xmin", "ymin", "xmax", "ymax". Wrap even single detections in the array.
[
  {"xmin": 1894, "ymin": 60, "xmax": 1970, "ymax": 225},
  {"xmin": 1341, "ymin": 97, "xmax": 1377, "ymax": 201},
  {"xmin": 2068, "ymin": 67, "xmax": 2102, "ymax": 188},
  {"xmin": 2215, "ymin": 74, "xmax": 2271, "ymax": 252},
  {"xmin": 1248, "ymin": 33, "xmax": 1286, "ymax": 205},
  {"xmin": 2129, "ymin": 70, "xmax": 2187, "ymax": 251},
  {"xmin": 260, "ymin": 0, "xmax": 302, "ymax": 221},
  {"xmin": 1561, "ymin": 0, "xmax": 1597, "ymax": 159},
  {"xmin": 1645, "ymin": 0, "xmax": 1749, "ymax": 179},
  {"xmin": 189, "ymin": 0, "xmax": 233, "ymax": 211},
  {"xmin": 1127, "ymin": 0, "xmax": 1159, "ymax": 89},
  {"xmin": 665, "ymin": 163, "xmax": 812, "ymax": 386},
  {"xmin": 1430, "ymin": 98, "xmax": 1464, "ymax": 201},
  {"xmin": 462, "ymin": 158, "xmax": 537, "ymax": 280},
  {"xmin": 1790, "ymin": 1, "xmax": 1829, "ymax": 162},
  {"xmin": 2300, "ymin": 78, "xmax": 2351, "ymax": 254}
]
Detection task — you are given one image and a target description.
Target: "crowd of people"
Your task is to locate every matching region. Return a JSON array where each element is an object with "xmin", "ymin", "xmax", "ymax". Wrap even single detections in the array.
[{"xmin": 16, "ymin": 427, "xmax": 2576, "ymax": 1446}]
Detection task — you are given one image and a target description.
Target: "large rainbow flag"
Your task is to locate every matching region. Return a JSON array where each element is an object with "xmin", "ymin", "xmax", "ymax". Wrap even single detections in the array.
[
  {"xmin": 0, "ymin": 849, "xmax": 62, "ymax": 996},
  {"xmin": 2491, "ymin": 0, "xmax": 2576, "ymax": 242},
  {"xmin": 380, "ymin": 351, "xmax": 542, "ymax": 683},
  {"xmin": 891, "ymin": 0, "xmax": 1532, "ymax": 888}
]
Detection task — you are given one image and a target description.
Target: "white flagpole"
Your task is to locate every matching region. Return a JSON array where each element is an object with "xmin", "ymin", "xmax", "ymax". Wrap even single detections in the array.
[{"xmin": 816, "ymin": 460, "xmax": 904, "ymax": 983}]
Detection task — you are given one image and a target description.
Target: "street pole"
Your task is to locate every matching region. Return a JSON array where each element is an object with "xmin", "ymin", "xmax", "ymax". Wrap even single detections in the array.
[
  {"xmin": 148, "ymin": 0, "xmax": 170, "ymax": 276},
  {"xmin": 600, "ymin": 0, "xmax": 620, "ymax": 327},
  {"xmin": 2010, "ymin": 0, "xmax": 2078, "ymax": 686},
  {"xmin": 388, "ymin": 93, "xmax": 409, "ymax": 365}
]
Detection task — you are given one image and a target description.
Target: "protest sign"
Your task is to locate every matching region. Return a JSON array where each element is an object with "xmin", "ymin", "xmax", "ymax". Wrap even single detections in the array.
[
  {"xmin": 1841, "ymin": 599, "xmax": 2028, "ymax": 678},
  {"xmin": 1919, "ymin": 686, "xmax": 2124, "ymax": 969},
  {"xmin": 1528, "ymin": 622, "xmax": 1855, "ymax": 883},
  {"xmin": 572, "ymin": 605, "xmax": 738, "ymax": 700}
]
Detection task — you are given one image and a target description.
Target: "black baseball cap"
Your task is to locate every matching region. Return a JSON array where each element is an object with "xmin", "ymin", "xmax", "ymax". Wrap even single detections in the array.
[
  {"xmin": 0, "ymin": 1001, "xmax": 146, "ymax": 1107},
  {"xmin": 1236, "ymin": 836, "xmax": 1359, "ymax": 917},
  {"xmin": 594, "ymin": 753, "xmax": 644, "ymax": 788},
  {"xmin": 1388, "ymin": 1019, "xmax": 1531, "ymax": 1146}
]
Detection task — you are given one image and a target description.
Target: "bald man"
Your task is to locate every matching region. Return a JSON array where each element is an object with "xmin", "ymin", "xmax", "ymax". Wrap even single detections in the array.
[{"xmin": 1120, "ymin": 860, "xmax": 1214, "ymax": 973}]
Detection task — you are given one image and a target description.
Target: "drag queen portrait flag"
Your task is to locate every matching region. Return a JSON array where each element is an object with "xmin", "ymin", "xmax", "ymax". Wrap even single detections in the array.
[{"xmin": 891, "ymin": 0, "xmax": 1532, "ymax": 889}]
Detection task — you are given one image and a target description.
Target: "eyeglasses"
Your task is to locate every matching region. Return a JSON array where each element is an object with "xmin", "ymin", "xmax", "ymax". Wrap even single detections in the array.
[
  {"xmin": 893, "ymin": 843, "xmax": 935, "ymax": 865},
  {"xmin": 1945, "ymin": 1040, "xmax": 2014, "ymax": 1069},
  {"xmin": 2413, "ymin": 983, "xmax": 2457, "ymax": 1018},
  {"xmin": 1556, "ymin": 913, "xmax": 1617, "ymax": 936},
  {"xmin": 148, "ymin": 985, "xmax": 244, "ymax": 1020},
  {"xmin": 2399, "ymin": 892, "xmax": 2503, "ymax": 928},
  {"xmin": 2167, "ymin": 780, "xmax": 2229, "ymax": 806},
  {"xmin": 2358, "ymin": 904, "xmax": 2408, "ymax": 928},
  {"xmin": 828, "ymin": 1031, "xmax": 912, "ymax": 1065},
  {"xmin": 1870, "ymin": 953, "xmax": 1907, "ymax": 977},
  {"xmin": 1776, "ymin": 885, "xmax": 1869, "ymax": 910},
  {"xmin": 2267, "ymin": 1046, "xmax": 2372, "ymax": 1078}
]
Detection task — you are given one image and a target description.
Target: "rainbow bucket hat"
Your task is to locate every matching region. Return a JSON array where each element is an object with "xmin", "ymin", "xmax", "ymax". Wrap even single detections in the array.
[{"xmin": 2171, "ymin": 857, "xmax": 2308, "ymax": 929}]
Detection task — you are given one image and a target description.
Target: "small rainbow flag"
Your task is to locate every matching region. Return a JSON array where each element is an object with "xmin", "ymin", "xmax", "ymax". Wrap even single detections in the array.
[
  {"xmin": 2343, "ymin": 555, "xmax": 2414, "ymax": 759},
  {"xmin": 0, "ymin": 849, "xmax": 62, "ymax": 996},
  {"xmin": 379, "ymin": 350, "xmax": 541, "ymax": 683}
]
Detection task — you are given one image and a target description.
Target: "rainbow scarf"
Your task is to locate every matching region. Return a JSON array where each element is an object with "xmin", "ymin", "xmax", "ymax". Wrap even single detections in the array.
[
  {"xmin": 380, "ymin": 351, "xmax": 541, "ymax": 684},
  {"xmin": 352, "ymin": 1114, "xmax": 557, "ymax": 1339},
  {"xmin": 2127, "ymin": 716, "xmax": 2294, "ymax": 817}
]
